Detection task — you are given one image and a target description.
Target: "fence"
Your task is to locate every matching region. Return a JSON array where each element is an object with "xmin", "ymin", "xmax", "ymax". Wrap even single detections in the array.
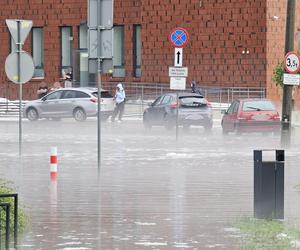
[
  {"xmin": 0, "ymin": 194, "xmax": 18, "ymax": 249},
  {"xmin": 0, "ymin": 82, "xmax": 266, "ymax": 118},
  {"xmin": 102, "ymin": 82, "xmax": 266, "ymax": 104}
]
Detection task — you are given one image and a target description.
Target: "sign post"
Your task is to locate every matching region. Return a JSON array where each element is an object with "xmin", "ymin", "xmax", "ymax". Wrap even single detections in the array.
[
  {"xmin": 5, "ymin": 19, "xmax": 34, "ymax": 157},
  {"xmin": 168, "ymin": 27, "xmax": 189, "ymax": 141},
  {"xmin": 88, "ymin": 0, "xmax": 113, "ymax": 170},
  {"xmin": 281, "ymin": 50, "xmax": 299, "ymax": 148}
]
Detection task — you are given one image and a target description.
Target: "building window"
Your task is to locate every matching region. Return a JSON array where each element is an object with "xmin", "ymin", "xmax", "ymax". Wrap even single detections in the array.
[
  {"xmin": 133, "ymin": 24, "xmax": 141, "ymax": 77},
  {"xmin": 79, "ymin": 23, "xmax": 88, "ymax": 49},
  {"xmin": 32, "ymin": 27, "xmax": 44, "ymax": 78},
  {"xmin": 113, "ymin": 25, "xmax": 125, "ymax": 77},
  {"xmin": 61, "ymin": 26, "xmax": 73, "ymax": 76}
]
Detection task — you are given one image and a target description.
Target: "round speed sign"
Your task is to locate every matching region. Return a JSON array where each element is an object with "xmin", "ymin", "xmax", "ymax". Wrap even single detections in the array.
[{"xmin": 284, "ymin": 52, "xmax": 300, "ymax": 74}]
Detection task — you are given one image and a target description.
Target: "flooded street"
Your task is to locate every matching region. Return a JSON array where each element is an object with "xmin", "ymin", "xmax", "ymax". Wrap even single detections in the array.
[{"xmin": 1, "ymin": 119, "xmax": 300, "ymax": 249}]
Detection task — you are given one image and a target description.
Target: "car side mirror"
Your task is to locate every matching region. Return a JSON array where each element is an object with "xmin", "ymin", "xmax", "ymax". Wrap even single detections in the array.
[
  {"xmin": 148, "ymin": 102, "xmax": 153, "ymax": 107},
  {"xmin": 41, "ymin": 97, "xmax": 46, "ymax": 101},
  {"xmin": 221, "ymin": 109, "xmax": 227, "ymax": 114}
]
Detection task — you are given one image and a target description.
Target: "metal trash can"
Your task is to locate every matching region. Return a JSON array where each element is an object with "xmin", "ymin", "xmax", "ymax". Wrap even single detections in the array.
[{"xmin": 254, "ymin": 150, "xmax": 284, "ymax": 219}]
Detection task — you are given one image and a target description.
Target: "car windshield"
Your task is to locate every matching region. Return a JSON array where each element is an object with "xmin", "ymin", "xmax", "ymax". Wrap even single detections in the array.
[
  {"xmin": 92, "ymin": 91, "xmax": 113, "ymax": 98},
  {"xmin": 179, "ymin": 96, "xmax": 206, "ymax": 107},
  {"xmin": 242, "ymin": 100, "xmax": 275, "ymax": 111}
]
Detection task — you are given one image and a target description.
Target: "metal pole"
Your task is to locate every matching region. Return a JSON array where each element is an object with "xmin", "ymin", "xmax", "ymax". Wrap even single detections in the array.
[
  {"xmin": 281, "ymin": 0, "xmax": 295, "ymax": 148},
  {"xmin": 17, "ymin": 20, "xmax": 22, "ymax": 157},
  {"xmin": 97, "ymin": 58, "xmax": 101, "ymax": 170},
  {"xmin": 176, "ymin": 92, "xmax": 179, "ymax": 141},
  {"xmin": 14, "ymin": 195, "xmax": 18, "ymax": 247},
  {"xmin": 97, "ymin": 0, "xmax": 102, "ymax": 170}
]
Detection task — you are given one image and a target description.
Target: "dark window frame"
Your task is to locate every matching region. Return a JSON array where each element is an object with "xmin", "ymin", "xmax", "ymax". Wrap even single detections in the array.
[
  {"xmin": 133, "ymin": 24, "xmax": 141, "ymax": 77},
  {"xmin": 60, "ymin": 26, "xmax": 73, "ymax": 76}
]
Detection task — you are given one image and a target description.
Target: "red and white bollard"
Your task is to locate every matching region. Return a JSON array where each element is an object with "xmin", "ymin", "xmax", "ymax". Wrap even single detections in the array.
[{"xmin": 50, "ymin": 147, "xmax": 58, "ymax": 180}]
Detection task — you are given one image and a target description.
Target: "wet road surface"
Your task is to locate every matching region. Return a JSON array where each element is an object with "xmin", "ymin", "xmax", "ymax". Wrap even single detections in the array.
[{"xmin": 1, "ymin": 119, "xmax": 300, "ymax": 249}]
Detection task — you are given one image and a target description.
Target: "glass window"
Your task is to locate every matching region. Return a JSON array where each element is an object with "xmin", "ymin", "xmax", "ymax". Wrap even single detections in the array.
[
  {"xmin": 133, "ymin": 24, "xmax": 141, "ymax": 77},
  {"xmin": 91, "ymin": 91, "xmax": 113, "ymax": 98},
  {"xmin": 242, "ymin": 100, "xmax": 275, "ymax": 111},
  {"xmin": 45, "ymin": 91, "xmax": 63, "ymax": 100},
  {"xmin": 62, "ymin": 90, "xmax": 77, "ymax": 99},
  {"xmin": 75, "ymin": 91, "xmax": 90, "ymax": 98},
  {"xmin": 61, "ymin": 26, "xmax": 73, "ymax": 76},
  {"xmin": 113, "ymin": 25, "xmax": 125, "ymax": 77},
  {"xmin": 227, "ymin": 101, "xmax": 237, "ymax": 114},
  {"xmin": 152, "ymin": 96, "xmax": 163, "ymax": 106},
  {"xmin": 79, "ymin": 24, "xmax": 88, "ymax": 49},
  {"xmin": 179, "ymin": 96, "xmax": 206, "ymax": 107},
  {"xmin": 161, "ymin": 95, "xmax": 171, "ymax": 105},
  {"xmin": 32, "ymin": 27, "xmax": 44, "ymax": 77},
  {"xmin": 233, "ymin": 102, "xmax": 239, "ymax": 113}
]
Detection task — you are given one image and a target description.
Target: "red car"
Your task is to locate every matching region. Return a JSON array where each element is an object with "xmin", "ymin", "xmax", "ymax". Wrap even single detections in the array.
[{"xmin": 221, "ymin": 98, "xmax": 281, "ymax": 134}]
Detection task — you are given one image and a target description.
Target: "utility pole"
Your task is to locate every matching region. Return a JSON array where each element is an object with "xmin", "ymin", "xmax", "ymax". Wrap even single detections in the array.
[{"xmin": 281, "ymin": 0, "xmax": 296, "ymax": 148}]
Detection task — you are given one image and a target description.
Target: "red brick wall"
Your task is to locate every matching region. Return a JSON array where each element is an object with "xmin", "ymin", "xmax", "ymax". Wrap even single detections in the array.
[
  {"xmin": 1, "ymin": 0, "xmax": 300, "ymax": 105},
  {"xmin": 137, "ymin": 0, "xmax": 267, "ymax": 87},
  {"xmin": 0, "ymin": 0, "xmax": 86, "ymax": 100}
]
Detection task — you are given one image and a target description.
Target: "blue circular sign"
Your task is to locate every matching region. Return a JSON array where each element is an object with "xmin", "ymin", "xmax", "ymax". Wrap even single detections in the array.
[{"xmin": 169, "ymin": 27, "xmax": 189, "ymax": 48}]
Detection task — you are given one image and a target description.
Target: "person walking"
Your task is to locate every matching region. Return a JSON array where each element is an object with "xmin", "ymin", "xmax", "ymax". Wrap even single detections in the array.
[
  {"xmin": 50, "ymin": 81, "xmax": 62, "ymax": 92},
  {"xmin": 37, "ymin": 81, "xmax": 49, "ymax": 99},
  {"xmin": 111, "ymin": 83, "xmax": 126, "ymax": 122}
]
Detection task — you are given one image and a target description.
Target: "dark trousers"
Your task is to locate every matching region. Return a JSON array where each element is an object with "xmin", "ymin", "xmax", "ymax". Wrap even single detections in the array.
[{"xmin": 111, "ymin": 101, "xmax": 125, "ymax": 121}]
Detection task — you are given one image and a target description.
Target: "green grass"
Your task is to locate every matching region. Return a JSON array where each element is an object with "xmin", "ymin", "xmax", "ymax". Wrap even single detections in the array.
[
  {"xmin": 234, "ymin": 217, "xmax": 300, "ymax": 249},
  {"xmin": 0, "ymin": 178, "xmax": 28, "ymax": 235}
]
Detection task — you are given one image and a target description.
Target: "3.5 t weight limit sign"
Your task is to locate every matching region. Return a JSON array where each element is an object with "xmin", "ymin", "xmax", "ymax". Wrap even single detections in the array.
[{"xmin": 285, "ymin": 52, "xmax": 300, "ymax": 74}]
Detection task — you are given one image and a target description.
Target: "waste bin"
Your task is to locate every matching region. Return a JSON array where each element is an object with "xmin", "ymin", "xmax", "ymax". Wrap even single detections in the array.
[{"xmin": 254, "ymin": 150, "xmax": 284, "ymax": 219}]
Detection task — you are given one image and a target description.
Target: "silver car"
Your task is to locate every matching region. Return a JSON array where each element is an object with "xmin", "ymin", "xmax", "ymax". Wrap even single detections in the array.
[{"xmin": 24, "ymin": 87, "xmax": 115, "ymax": 121}]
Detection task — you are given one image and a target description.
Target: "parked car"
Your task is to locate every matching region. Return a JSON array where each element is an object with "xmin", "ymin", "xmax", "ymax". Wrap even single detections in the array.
[
  {"xmin": 221, "ymin": 98, "xmax": 281, "ymax": 134},
  {"xmin": 143, "ymin": 93, "xmax": 213, "ymax": 130},
  {"xmin": 24, "ymin": 87, "xmax": 114, "ymax": 121}
]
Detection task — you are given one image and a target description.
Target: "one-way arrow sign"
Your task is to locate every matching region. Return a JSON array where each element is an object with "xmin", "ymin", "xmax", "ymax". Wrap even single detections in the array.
[{"xmin": 174, "ymin": 48, "xmax": 183, "ymax": 67}]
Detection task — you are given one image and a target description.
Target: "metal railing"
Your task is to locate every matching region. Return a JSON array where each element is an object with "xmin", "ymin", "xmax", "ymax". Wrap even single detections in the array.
[
  {"xmin": 101, "ymin": 82, "xmax": 266, "ymax": 104},
  {"xmin": 0, "ymin": 194, "xmax": 18, "ymax": 249},
  {"xmin": 0, "ymin": 203, "xmax": 10, "ymax": 249},
  {"xmin": 0, "ymin": 82, "xmax": 266, "ymax": 118}
]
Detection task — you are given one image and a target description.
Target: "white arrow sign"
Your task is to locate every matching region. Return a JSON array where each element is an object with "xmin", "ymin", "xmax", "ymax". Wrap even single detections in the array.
[{"xmin": 174, "ymin": 48, "xmax": 183, "ymax": 67}]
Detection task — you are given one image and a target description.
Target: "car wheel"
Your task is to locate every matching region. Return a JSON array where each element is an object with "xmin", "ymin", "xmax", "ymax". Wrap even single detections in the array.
[
  {"xmin": 27, "ymin": 108, "xmax": 39, "ymax": 121},
  {"xmin": 143, "ymin": 113, "xmax": 152, "ymax": 130},
  {"xmin": 204, "ymin": 121, "xmax": 213, "ymax": 132},
  {"xmin": 101, "ymin": 114, "xmax": 109, "ymax": 122},
  {"xmin": 164, "ymin": 116, "xmax": 175, "ymax": 130},
  {"xmin": 234, "ymin": 124, "xmax": 241, "ymax": 135},
  {"xmin": 73, "ymin": 108, "xmax": 87, "ymax": 121},
  {"xmin": 222, "ymin": 129, "xmax": 229, "ymax": 135},
  {"xmin": 183, "ymin": 124, "xmax": 190, "ymax": 132}
]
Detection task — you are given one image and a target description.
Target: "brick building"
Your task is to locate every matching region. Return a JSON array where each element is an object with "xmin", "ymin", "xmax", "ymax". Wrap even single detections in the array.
[{"xmin": 0, "ymin": 0, "xmax": 300, "ymax": 107}]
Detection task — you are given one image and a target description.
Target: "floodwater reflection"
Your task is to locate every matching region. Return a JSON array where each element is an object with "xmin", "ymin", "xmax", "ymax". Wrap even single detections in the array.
[{"xmin": 0, "ymin": 120, "xmax": 299, "ymax": 249}]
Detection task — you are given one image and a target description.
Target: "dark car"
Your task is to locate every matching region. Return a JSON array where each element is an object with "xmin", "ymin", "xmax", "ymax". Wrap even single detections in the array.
[
  {"xmin": 221, "ymin": 98, "xmax": 281, "ymax": 134},
  {"xmin": 143, "ymin": 93, "xmax": 213, "ymax": 130}
]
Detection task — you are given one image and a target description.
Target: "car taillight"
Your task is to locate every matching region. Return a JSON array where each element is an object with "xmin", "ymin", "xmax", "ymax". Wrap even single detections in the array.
[
  {"xmin": 272, "ymin": 113, "xmax": 280, "ymax": 120},
  {"xmin": 90, "ymin": 98, "xmax": 97, "ymax": 103},
  {"xmin": 170, "ymin": 102, "xmax": 180, "ymax": 109}
]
